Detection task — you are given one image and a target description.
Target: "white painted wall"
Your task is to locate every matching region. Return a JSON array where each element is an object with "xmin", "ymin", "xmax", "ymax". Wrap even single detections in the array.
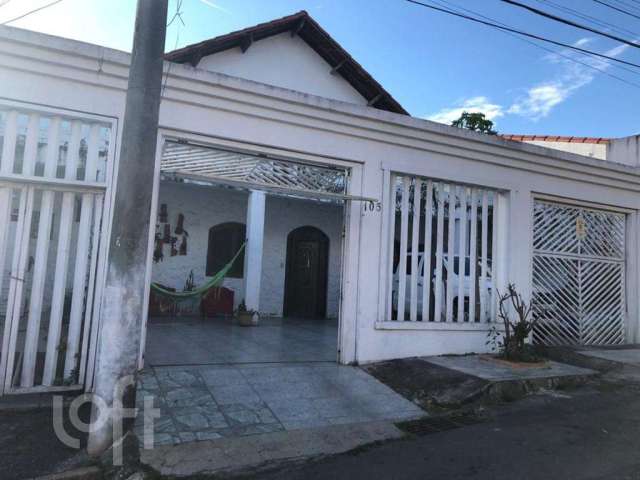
[
  {"xmin": 519, "ymin": 140, "xmax": 607, "ymax": 160},
  {"xmin": 197, "ymin": 33, "xmax": 367, "ymax": 106},
  {"xmin": 2, "ymin": 26, "xmax": 640, "ymax": 368},
  {"xmin": 150, "ymin": 181, "xmax": 343, "ymax": 318},
  {"xmin": 608, "ymin": 135, "xmax": 640, "ymax": 167},
  {"xmin": 150, "ymin": 182, "xmax": 247, "ymax": 306},
  {"xmin": 519, "ymin": 137, "xmax": 640, "ymax": 167}
]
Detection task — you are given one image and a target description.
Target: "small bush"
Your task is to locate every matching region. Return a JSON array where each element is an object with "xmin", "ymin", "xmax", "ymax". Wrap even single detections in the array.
[{"xmin": 487, "ymin": 284, "xmax": 540, "ymax": 363}]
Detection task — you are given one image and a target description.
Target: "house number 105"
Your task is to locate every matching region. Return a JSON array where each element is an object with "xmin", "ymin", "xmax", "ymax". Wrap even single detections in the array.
[{"xmin": 364, "ymin": 201, "xmax": 382, "ymax": 213}]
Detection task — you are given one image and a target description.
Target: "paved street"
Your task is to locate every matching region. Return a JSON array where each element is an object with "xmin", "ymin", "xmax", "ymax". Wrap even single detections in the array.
[{"xmin": 254, "ymin": 382, "xmax": 640, "ymax": 480}]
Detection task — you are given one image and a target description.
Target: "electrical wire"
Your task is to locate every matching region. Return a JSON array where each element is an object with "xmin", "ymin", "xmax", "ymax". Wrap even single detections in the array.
[
  {"xmin": 1, "ymin": 0, "xmax": 63, "ymax": 25},
  {"xmin": 593, "ymin": 0, "xmax": 640, "ymax": 20},
  {"xmin": 162, "ymin": 0, "xmax": 183, "ymax": 99},
  {"xmin": 405, "ymin": 0, "xmax": 640, "ymax": 69},
  {"xmin": 610, "ymin": 0, "xmax": 640, "ymax": 14},
  {"xmin": 167, "ymin": 0, "xmax": 184, "ymax": 27},
  {"xmin": 503, "ymin": 0, "xmax": 640, "ymax": 50},
  {"xmin": 429, "ymin": 0, "xmax": 640, "ymax": 89},
  {"xmin": 536, "ymin": 0, "xmax": 639, "ymax": 38}
]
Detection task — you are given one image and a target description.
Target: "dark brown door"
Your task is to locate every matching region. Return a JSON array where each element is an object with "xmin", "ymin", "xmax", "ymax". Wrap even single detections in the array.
[{"xmin": 283, "ymin": 226, "xmax": 329, "ymax": 318}]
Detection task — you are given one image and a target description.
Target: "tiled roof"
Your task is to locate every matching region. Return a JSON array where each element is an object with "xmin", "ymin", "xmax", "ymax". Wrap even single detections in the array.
[
  {"xmin": 165, "ymin": 11, "xmax": 408, "ymax": 115},
  {"xmin": 500, "ymin": 134, "xmax": 610, "ymax": 144}
]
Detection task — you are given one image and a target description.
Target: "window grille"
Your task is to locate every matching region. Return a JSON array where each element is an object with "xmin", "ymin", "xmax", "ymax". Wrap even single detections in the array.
[{"xmin": 385, "ymin": 174, "xmax": 499, "ymax": 323}]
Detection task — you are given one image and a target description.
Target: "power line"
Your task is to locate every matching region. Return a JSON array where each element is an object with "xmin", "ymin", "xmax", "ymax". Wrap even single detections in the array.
[
  {"xmin": 405, "ymin": 0, "xmax": 640, "ymax": 69},
  {"xmin": 162, "ymin": 0, "xmax": 183, "ymax": 99},
  {"xmin": 1, "ymin": 0, "xmax": 63, "ymax": 25},
  {"xmin": 430, "ymin": 0, "xmax": 640, "ymax": 89},
  {"xmin": 593, "ymin": 0, "xmax": 640, "ymax": 20},
  {"xmin": 610, "ymin": 0, "xmax": 640, "ymax": 14},
  {"xmin": 503, "ymin": 0, "xmax": 640, "ymax": 50},
  {"xmin": 536, "ymin": 0, "xmax": 639, "ymax": 38},
  {"xmin": 167, "ymin": 0, "xmax": 184, "ymax": 27}
]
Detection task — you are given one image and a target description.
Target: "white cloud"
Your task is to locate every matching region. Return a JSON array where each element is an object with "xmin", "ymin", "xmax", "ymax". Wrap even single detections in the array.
[
  {"xmin": 508, "ymin": 83, "xmax": 573, "ymax": 119},
  {"xmin": 573, "ymin": 37, "xmax": 592, "ymax": 48},
  {"xmin": 199, "ymin": 0, "xmax": 232, "ymax": 15},
  {"xmin": 508, "ymin": 38, "xmax": 631, "ymax": 120},
  {"xmin": 427, "ymin": 96, "xmax": 504, "ymax": 125}
]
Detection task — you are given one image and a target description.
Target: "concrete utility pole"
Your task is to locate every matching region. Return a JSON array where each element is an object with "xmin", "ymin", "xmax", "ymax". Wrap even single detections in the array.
[{"xmin": 88, "ymin": 0, "xmax": 168, "ymax": 456}]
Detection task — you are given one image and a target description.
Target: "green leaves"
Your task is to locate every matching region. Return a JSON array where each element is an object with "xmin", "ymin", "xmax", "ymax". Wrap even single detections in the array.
[{"xmin": 451, "ymin": 111, "xmax": 497, "ymax": 135}]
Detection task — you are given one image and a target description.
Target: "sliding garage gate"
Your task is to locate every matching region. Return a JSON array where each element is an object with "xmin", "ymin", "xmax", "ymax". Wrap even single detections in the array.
[
  {"xmin": 0, "ymin": 105, "xmax": 113, "ymax": 395},
  {"xmin": 532, "ymin": 200, "xmax": 626, "ymax": 346}
]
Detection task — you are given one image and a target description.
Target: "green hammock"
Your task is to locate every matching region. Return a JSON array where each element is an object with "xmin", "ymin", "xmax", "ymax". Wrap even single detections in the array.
[{"xmin": 150, "ymin": 243, "xmax": 245, "ymax": 301}]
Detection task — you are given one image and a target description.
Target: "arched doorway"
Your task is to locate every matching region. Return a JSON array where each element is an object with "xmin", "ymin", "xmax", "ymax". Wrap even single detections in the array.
[{"xmin": 283, "ymin": 226, "xmax": 329, "ymax": 318}]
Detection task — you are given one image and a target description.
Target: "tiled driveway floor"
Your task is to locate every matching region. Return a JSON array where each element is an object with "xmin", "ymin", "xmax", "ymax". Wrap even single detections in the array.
[
  {"xmin": 136, "ymin": 363, "xmax": 424, "ymax": 446},
  {"xmin": 144, "ymin": 316, "xmax": 338, "ymax": 366}
]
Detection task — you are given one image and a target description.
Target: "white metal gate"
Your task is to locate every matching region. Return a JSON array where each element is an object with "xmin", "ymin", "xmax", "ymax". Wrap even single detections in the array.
[
  {"xmin": 0, "ymin": 105, "xmax": 113, "ymax": 394},
  {"xmin": 532, "ymin": 200, "xmax": 626, "ymax": 346}
]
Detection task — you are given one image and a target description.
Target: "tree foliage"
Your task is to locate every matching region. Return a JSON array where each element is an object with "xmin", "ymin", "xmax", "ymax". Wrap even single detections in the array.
[{"xmin": 451, "ymin": 111, "xmax": 497, "ymax": 135}]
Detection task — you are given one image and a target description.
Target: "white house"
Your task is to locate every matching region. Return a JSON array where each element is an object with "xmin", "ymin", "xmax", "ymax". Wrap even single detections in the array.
[{"xmin": 1, "ymin": 11, "xmax": 640, "ymax": 398}]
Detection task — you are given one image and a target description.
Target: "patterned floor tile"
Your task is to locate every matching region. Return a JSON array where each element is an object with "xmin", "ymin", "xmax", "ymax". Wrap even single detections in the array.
[{"xmin": 135, "ymin": 363, "xmax": 425, "ymax": 446}]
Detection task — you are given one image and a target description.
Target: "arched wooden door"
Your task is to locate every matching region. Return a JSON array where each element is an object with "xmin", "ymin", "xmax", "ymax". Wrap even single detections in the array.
[{"xmin": 283, "ymin": 226, "xmax": 329, "ymax": 319}]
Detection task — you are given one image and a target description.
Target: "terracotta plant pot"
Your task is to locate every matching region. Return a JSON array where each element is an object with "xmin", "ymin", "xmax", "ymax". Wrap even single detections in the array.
[{"xmin": 238, "ymin": 311, "xmax": 259, "ymax": 326}]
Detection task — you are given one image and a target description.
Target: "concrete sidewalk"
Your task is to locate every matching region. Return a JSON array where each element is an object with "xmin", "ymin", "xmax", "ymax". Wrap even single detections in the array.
[
  {"xmin": 136, "ymin": 362, "xmax": 424, "ymax": 476},
  {"xmin": 141, "ymin": 421, "xmax": 403, "ymax": 477},
  {"xmin": 425, "ymin": 354, "xmax": 595, "ymax": 381},
  {"xmin": 577, "ymin": 347, "xmax": 640, "ymax": 367},
  {"xmin": 365, "ymin": 354, "xmax": 596, "ymax": 410},
  {"xmin": 136, "ymin": 363, "xmax": 423, "ymax": 446},
  {"xmin": 135, "ymin": 354, "xmax": 596, "ymax": 477}
]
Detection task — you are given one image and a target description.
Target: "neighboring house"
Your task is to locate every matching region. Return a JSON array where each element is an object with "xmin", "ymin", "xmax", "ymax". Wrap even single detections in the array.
[
  {"xmin": 501, "ymin": 134, "xmax": 640, "ymax": 166},
  {"xmin": 1, "ymin": 11, "xmax": 640, "ymax": 398}
]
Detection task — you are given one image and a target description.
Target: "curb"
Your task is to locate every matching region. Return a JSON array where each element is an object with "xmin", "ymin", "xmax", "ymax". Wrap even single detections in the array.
[
  {"xmin": 33, "ymin": 466, "xmax": 102, "ymax": 480},
  {"xmin": 484, "ymin": 372, "xmax": 596, "ymax": 402},
  {"xmin": 535, "ymin": 346, "xmax": 624, "ymax": 373},
  {"xmin": 139, "ymin": 420, "xmax": 405, "ymax": 477}
]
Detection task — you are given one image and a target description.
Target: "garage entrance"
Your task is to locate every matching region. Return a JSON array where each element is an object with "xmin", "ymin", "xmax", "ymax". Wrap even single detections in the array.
[
  {"xmin": 532, "ymin": 200, "xmax": 626, "ymax": 346},
  {"xmin": 141, "ymin": 139, "xmax": 368, "ymax": 367}
]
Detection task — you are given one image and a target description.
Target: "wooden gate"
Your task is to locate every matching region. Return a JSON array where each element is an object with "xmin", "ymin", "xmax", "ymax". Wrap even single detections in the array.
[
  {"xmin": 0, "ymin": 105, "xmax": 114, "ymax": 394},
  {"xmin": 532, "ymin": 200, "xmax": 626, "ymax": 346}
]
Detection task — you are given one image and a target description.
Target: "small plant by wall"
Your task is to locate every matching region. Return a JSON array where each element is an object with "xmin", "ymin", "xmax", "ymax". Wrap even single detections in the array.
[{"xmin": 487, "ymin": 284, "xmax": 540, "ymax": 363}]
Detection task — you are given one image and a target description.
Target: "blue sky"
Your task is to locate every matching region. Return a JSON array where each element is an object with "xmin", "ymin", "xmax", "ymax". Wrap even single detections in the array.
[{"xmin": 2, "ymin": 0, "xmax": 639, "ymax": 137}]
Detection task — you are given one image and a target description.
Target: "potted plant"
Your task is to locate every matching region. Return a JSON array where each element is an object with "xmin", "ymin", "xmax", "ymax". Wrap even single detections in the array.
[{"xmin": 236, "ymin": 300, "xmax": 259, "ymax": 326}]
